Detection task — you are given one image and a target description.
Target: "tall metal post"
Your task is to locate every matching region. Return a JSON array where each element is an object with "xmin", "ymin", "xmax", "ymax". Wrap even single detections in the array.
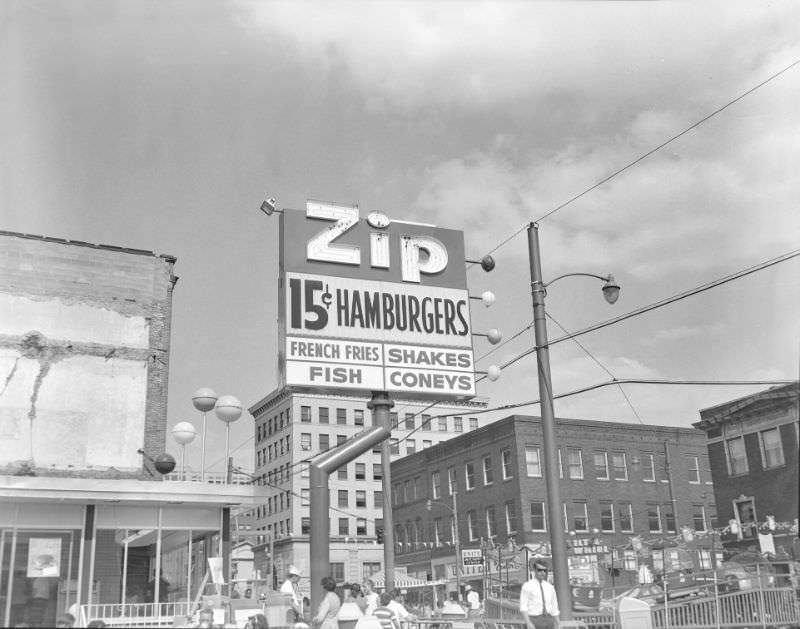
[
  {"xmin": 370, "ymin": 391, "xmax": 395, "ymax": 592},
  {"xmin": 452, "ymin": 489, "xmax": 462, "ymax": 599},
  {"xmin": 527, "ymin": 222, "xmax": 573, "ymax": 622}
]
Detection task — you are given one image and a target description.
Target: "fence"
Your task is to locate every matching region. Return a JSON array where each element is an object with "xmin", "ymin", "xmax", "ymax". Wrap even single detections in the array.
[{"xmin": 80, "ymin": 601, "xmax": 196, "ymax": 627}]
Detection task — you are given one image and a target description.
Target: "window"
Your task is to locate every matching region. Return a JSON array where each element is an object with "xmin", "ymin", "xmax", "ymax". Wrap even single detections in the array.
[
  {"xmin": 319, "ymin": 407, "xmax": 329, "ymax": 423},
  {"xmin": 594, "ymin": 452, "xmax": 609, "ymax": 480},
  {"xmin": 301, "ymin": 517, "xmax": 311, "ymax": 535},
  {"xmin": 530, "ymin": 502, "xmax": 546, "ymax": 531},
  {"xmin": 726, "ymin": 436, "xmax": 748, "ymax": 475},
  {"xmin": 433, "ymin": 518, "xmax": 442, "ymax": 545},
  {"xmin": 687, "ymin": 456, "xmax": 701, "ymax": 483},
  {"xmin": 331, "ymin": 563, "xmax": 345, "ymax": 583},
  {"xmin": 501, "ymin": 449, "xmax": 513, "ymax": 480},
  {"xmin": 413, "ymin": 477, "xmax": 421, "ymax": 500},
  {"xmin": 431, "ymin": 471, "xmax": 441, "ymax": 499},
  {"xmin": 505, "ymin": 501, "xmax": 517, "ymax": 534},
  {"xmin": 759, "ymin": 427, "xmax": 785, "ymax": 468},
  {"xmin": 469, "ymin": 418, "xmax": 478, "ymax": 431},
  {"xmin": 693, "ymin": 505, "xmax": 707, "ymax": 532},
  {"xmin": 734, "ymin": 497, "xmax": 757, "ymax": 538},
  {"xmin": 407, "ymin": 439, "xmax": 416, "ymax": 455},
  {"xmin": 648, "ymin": 505, "xmax": 662, "ymax": 533},
  {"xmin": 642, "ymin": 454, "xmax": 656, "ymax": 481},
  {"xmin": 337, "ymin": 434, "xmax": 347, "ymax": 446},
  {"xmin": 572, "ymin": 503, "xmax": 588, "ymax": 532},
  {"xmin": 619, "ymin": 503, "xmax": 633, "ymax": 532},
  {"xmin": 354, "ymin": 409, "xmax": 364, "ymax": 426},
  {"xmin": 467, "ymin": 510, "xmax": 478, "ymax": 541},
  {"xmin": 483, "ymin": 456, "xmax": 493, "ymax": 485},
  {"xmin": 405, "ymin": 413, "xmax": 415, "ymax": 430},
  {"xmin": 611, "ymin": 453, "xmax": 628, "ymax": 481},
  {"xmin": 319, "ymin": 434, "xmax": 329, "ymax": 450},
  {"xmin": 363, "ymin": 562, "xmax": 381, "ymax": 580},
  {"xmin": 301, "ymin": 488, "xmax": 310, "ymax": 506},
  {"xmin": 373, "ymin": 463, "xmax": 382, "ymax": 481},
  {"xmin": 390, "ymin": 439, "xmax": 399, "ymax": 455},
  {"xmin": 404, "ymin": 480, "xmax": 411, "ymax": 503},
  {"xmin": 339, "ymin": 518, "xmax": 349, "ymax": 536},
  {"xmin": 448, "ymin": 467, "xmax": 457, "ymax": 494},
  {"xmin": 485, "ymin": 506, "xmax": 496, "ymax": 538},
  {"xmin": 355, "ymin": 463, "xmax": 366, "ymax": 480},
  {"xmin": 438, "ymin": 417, "xmax": 447, "ymax": 431},
  {"xmin": 338, "ymin": 466, "xmax": 347, "ymax": 480},
  {"xmin": 338, "ymin": 490, "xmax": 348, "ymax": 508},
  {"xmin": 357, "ymin": 518, "xmax": 367, "ymax": 535},
  {"xmin": 422, "ymin": 415, "xmax": 431, "ymax": 431},
  {"xmin": 300, "ymin": 462, "xmax": 309, "ymax": 478},
  {"xmin": 454, "ymin": 417, "xmax": 463, "ymax": 432},
  {"xmin": 665, "ymin": 506, "xmax": 676, "ymax": 533},
  {"xmin": 356, "ymin": 490, "xmax": 366, "ymax": 508},
  {"xmin": 423, "ymin": 440, "xmax": 432, "ymax": 449},
  {"xmin": 301, "ymin": 406, "xmax": 311, "ymax": 422},
  {"xmin": 394, "ymin": 483, "xmax": 403, "ymax": 505},
  {"xmin": 465, "ymin": 462, "xmax": 475, "ymax": 490},
  {"xmin": 374, "ymin": 491, "xmax": 383, "ymax": 508},
  {"xmin": 525, "ymin": 446, "xmax": 542, "ymax": 477},
  {"xmin": 336, "ymin": 408, "xmax": 347, "ymax": 424},
  {"xmin": 600, "ymin": 502, "xmax": 614, "ymax": 532},
  {"xmin": 567, "ymin": 448, "xmax": 584, "ymax": 480}
]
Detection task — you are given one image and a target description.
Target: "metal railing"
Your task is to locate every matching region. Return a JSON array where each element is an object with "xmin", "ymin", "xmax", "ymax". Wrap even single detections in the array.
[{"xmin": 80, "ymin": 601, "xmax": 196, "ymax": 627}]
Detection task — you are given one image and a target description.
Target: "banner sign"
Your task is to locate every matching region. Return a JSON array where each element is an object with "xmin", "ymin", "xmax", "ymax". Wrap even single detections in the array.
[
  {"xmin": 462, "ymin": 549, "xmax": 483, "ymax": 566},
  {"xmin": 278, "ymin": 202, "xmax": 475, "ymax": 399}
]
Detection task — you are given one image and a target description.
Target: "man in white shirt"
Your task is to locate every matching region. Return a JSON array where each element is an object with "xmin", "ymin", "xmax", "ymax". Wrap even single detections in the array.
[
  {"xmin": 519, "ymin": 560, "xmax": 560, "ymax": 629},
  {"xmin": 280, "ymin": 565, "xmax": 304, "ymax": 621},
  {"xmin": 386, "ymin": 589, "xmax": 416, "ymax": 622},
  {"xmin": 465, "ymin": 585, "xmax": 481, "ymax": 617}
]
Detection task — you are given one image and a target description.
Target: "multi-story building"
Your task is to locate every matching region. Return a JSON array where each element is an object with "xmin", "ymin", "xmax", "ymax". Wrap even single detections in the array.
[
  {"xmin": 246, "ymin": 386, "xmax": 488, "ymax": 592},
  {"xmin": 693, "ymin": 382, "xmax": 799, "ymax": 558},
  {"xmin": 391, "ymin": 414, "xmax": 714, "ymax": 598}
]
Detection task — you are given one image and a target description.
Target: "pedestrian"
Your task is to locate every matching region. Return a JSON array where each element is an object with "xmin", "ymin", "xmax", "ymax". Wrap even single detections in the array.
[
  {"xmin": 386, "ymin": 589, "xmax": 415, "ymax": 623},
  {"xmin": 245, "ymin": 613, "xmax": 269, "ymax": 629},
  {"xmin": 372, "ymin": 592, "xmax": 400, "ymax": 629},
  {"xmin": 362, "ymin": 579, "xmax": 379, "ymax": 615},
  {"xmin": 312, "ymin": 576, "xmax": 341, "ymax": 629},
  {"xmin": 465, "ymin": 585, "xmax": 481, "ymax": 618},
  {"xmin": 520, "ymin": 560, "xmax": 560, "ymax": 629},
  {"xmin": 281, "ymin": 566, "xmax": 304, "ymax": 622}
]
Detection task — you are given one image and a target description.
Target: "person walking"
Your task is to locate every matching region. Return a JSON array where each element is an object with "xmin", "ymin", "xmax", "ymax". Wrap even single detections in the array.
[
  {"xmin": 361, "ymin": 580, "xmax": 379, "ymax": 616},
  {"xmin": 465, "ymin": 585, "xmax": 481, "ymax": 618},
  {"xmin": 312, "ymin": 576, "xmax": 341, "ymax": 629},
  {"xmin": 281, "ymin": 566, "xmax": 304, "ymax": 622},
  {"xmin": 519, "ymin": 560, "xmax": 560, "ymax": 629}
]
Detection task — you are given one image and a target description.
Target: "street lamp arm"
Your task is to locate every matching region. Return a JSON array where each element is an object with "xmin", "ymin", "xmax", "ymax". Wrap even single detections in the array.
[
  {"xmin": 426, "ymin": 499, "xmax": 455, "ymax": 514},
  {"xmin": 542, "ymin": 272, "xmax": 613, "ymax": 288}
]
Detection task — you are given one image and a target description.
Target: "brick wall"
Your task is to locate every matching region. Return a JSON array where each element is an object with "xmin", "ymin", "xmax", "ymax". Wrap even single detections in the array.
[{"xmin": 0, "ymin": 231, "xmax": 177, "ymax": 478}]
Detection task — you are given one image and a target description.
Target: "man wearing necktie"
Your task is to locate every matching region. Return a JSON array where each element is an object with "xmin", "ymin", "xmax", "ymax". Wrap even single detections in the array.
[{"xmin": 520, "ymin": 560, "xmax": 560, "ymax": 629}]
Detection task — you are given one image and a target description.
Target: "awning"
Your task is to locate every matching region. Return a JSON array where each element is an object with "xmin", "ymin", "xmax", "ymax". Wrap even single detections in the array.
[{"xmin": 368, "ymin": 571, "xmax": 446, "ymax": 590}]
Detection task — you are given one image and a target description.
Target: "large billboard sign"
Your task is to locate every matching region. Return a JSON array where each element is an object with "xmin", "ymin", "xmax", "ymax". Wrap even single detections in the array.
[{"xmin": 278, "ymin": 201, "xmax": 475, "ymax": 400}]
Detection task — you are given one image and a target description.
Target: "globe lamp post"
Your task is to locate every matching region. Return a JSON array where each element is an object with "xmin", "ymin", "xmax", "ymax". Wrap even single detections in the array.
[
  {"xmin": 192, "ymin": 388, "xmax": 218, "ymax": 482},
  {"xmin": 171, "ymin": 421, "xmax": 197, "ymax": 480}
]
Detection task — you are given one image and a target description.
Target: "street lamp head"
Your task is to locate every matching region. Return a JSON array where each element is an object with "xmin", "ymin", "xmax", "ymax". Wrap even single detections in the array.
[
  {"xmin": 602, "ymin": 274, "xmax": 620, "ymax": 304},
  {"xmin": 426, "ymin": 499, "xmax": 432, "ymax": 511}
]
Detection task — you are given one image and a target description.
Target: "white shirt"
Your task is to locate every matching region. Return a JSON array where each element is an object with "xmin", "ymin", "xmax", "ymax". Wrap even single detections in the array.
[
  {"xmin": 281, "ymin": 578, "xmax": 302, "ymax": 610},
  {"xmin": 386, "ymin": 599, "xmax": 411, "ymax": 620},
  {"xmin": 466, "ymin": 590, "xmax": 480, "ymax": 610},
  {"xmin": 519, "ymin": 577, "xmax": 560, "ymax": 617},
  {"xmin": 364, "ymin": 591, "xmax": 380, "ymax": 615}
]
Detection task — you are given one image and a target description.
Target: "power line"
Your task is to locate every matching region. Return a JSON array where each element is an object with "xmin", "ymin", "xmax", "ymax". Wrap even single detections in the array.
[
  {"xmin": 535, "ymin": 58, "xmax": 800, "ymax": 223},
  {"xmin": 498, "ymin": 248, "xmax": 800, "ymax": 373}
]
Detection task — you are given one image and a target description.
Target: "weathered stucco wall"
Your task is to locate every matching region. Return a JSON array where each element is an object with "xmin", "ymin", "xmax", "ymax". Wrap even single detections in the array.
[{"xmin": 0, "ymin": 232, "xmax": 176, "ymax": 477}]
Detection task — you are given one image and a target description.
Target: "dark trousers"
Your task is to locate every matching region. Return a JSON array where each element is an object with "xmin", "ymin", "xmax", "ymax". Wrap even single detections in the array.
[{"xmin": 529, "ymin": 614, "xmax": 556, "ymax": 629}]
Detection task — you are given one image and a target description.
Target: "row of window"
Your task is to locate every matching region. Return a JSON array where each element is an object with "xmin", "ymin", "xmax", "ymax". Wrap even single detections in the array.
[
  {"xmin": 256, "ymin": 409, "xmax": 291, "ymax": 443},
  {"xmin": 724, "ymin": 427, "xmax": 786, "ymax": 476},
  {"xmin": 395, "ymin": 501, "xmax": 712, "ymax": 550},
  {"xmin": 256, "ymin": 435, "xmax": 292, "ymax": 467},
  {"xmin": 298, "ymin": 406, "xmax": 479, "ymax": 432},
  {"xmin": 299, "ymin": 516, "xmax": 383, "ymax": 537}
]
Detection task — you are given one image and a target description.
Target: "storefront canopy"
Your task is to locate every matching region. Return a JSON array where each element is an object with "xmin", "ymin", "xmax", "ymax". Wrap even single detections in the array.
[{"xmin": 368, "ymin": 571, "xmax": 446, "ymax": 590}]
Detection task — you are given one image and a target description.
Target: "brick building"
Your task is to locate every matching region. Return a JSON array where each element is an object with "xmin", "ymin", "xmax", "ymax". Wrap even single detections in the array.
[
  {"xmin": 245, "ymin": 385, "xmax": 488, "ymax": 593},
  {"xmin": 694, "ymin": 382, "xmax": 799, "ymax": 558},
  {"xmin": 391, "ymin": 414, "xmax": 714, "ymax": 599},
  {"xmin": 0, "ymin": 231, "xmax": 264, "ymax": 626}
]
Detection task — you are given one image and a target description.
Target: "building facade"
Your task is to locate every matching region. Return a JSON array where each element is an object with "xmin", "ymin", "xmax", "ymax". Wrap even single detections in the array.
[
  {"xmin": 391, "ymin": 414, "xmax": 714, "ymax": 599},
  {"xmin": 0, "ymin": 232, "xmax": 264, "ymax": 627},
  {"xmin": 694, "ymin": 382, "xmax": 799, "ymax": 558},
  {"xmin": 246, "ymin": 386, "xmax": 488, "ymax": 592}
]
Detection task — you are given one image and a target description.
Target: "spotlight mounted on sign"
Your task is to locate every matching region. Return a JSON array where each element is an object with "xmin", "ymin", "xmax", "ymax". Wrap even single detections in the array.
[
  {"xmin": 259, "ymin": 198, "xmax": 283, "ymax": 216},
  {"xmin": 465, "ymin": 255, "xmax": 496, "ymax": 272},
  {"xmin": 473, "ymin": 328, "xmax": 502, "ymax": 344},
  {"xmin": 469, "ymin": 290, "xmax": 496, "ymax": 307}
]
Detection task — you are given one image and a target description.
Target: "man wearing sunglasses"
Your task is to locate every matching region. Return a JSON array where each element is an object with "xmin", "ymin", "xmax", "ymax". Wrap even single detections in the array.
[{"xmin": 520, "ymin": 560, "xmax": 560, "ymax": 629}]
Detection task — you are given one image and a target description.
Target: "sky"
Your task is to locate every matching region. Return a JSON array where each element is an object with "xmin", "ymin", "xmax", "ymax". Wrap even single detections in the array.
[{"xmin": 2, "ymin": 0, "xmax": 799, "ymax": 475}]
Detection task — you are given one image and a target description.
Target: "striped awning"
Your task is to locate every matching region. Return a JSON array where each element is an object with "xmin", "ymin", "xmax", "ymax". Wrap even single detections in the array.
[{"xmin": 368, "ymin": 571, "xmax": 447, "ymax": 590}]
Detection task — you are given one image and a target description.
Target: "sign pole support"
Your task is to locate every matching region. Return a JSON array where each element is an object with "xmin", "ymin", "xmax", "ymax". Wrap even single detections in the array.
[{"xmin": 369, "ymin": 391, "xmax": 395, "ymax": 593}]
